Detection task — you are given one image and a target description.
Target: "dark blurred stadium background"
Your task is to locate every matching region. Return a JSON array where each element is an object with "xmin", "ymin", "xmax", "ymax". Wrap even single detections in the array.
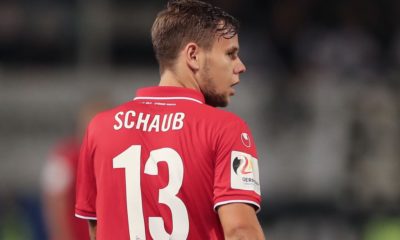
[{"xmin": 0, "ymin": 0, "xmax": 400, "ymax": 239}]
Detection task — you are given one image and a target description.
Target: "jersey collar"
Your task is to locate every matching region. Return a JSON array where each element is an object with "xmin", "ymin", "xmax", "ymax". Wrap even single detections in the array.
[{"xmin": 134, "ymin": 86, "xmax": 205, "ymax": 104}]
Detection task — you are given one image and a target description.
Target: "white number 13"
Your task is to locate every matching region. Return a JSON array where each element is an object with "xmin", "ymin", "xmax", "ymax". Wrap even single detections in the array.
[{"xmin": 113, "ymin": 145, "xmax": 189, "ymax": 240}]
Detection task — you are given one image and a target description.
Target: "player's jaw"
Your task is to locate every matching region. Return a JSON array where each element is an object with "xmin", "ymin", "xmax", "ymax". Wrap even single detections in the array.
[
  {"xmin": 230, "ymin": 80, "xmax": 240, "ymax": 96},
  {"xmin": 199, "ymin": 57, "xmax": 241, "ymax": 107},
  {"xmin": 204, "ymin": 82, "xmax": 239, "ymax": 108},
  {"xmin": 203, "ymin": 86, "xmax": 228, "ymax": 107}
]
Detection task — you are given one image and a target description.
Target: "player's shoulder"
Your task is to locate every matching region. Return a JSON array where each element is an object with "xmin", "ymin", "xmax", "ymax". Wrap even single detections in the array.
[{"xmin": 87, "ymin": 101, "xmax": 132, "ymax": 127}]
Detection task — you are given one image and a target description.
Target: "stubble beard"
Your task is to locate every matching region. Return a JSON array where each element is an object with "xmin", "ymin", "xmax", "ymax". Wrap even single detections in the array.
[{"xmin": 200, "ymin": 62, "xmax": 229, "ymax": 108}]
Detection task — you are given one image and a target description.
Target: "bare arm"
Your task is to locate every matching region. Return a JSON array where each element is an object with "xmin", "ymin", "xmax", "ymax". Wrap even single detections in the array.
[
  {"xmin": 88, "ymin": 220, "xmax": 97, "ymax": 240},
  {"xmin": 218, "ymin": 203, "xmax": 265, "ymax": 240}
]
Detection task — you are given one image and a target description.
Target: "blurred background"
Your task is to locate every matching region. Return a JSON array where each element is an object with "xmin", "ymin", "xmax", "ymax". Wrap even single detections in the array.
[{"xmin": 0, "ymin": 0, "xmax": 400, "ymax": 239}]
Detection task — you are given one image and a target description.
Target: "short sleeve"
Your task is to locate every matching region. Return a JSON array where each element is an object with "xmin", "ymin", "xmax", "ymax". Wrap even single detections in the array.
[
  {"xmin": 75, "ymin": 124, "xmax": 97, "ymax": 220},
  {"xmin": 213, "ymin": 118, "xmax": 261, "ymax": 212}
]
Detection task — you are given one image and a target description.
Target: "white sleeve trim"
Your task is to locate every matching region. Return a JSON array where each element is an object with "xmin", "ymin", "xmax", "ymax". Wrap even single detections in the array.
[
  {"xmin": 75, "ymin": 213, "xmax": 97, "ymax": 220},
  {"xmin": 214, "ymin": 200, "xmax": 261, "ymax": 213}
]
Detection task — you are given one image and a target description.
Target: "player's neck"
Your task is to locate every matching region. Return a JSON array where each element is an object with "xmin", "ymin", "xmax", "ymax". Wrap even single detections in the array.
[{"xmin": 159, "ymin": 68, "xmax": 200, "ymax": 91}]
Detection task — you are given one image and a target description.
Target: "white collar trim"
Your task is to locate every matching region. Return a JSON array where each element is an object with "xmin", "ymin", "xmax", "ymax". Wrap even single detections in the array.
[{"xmin": 133, "ymin": 96, "xmax": 203, "ymax": 104}]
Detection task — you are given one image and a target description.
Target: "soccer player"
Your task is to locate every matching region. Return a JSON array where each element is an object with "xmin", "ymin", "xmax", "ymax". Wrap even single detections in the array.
[
  {"xmin": 75, "ymin": 0, "xmax": 264, "ymax": 239},
  {"xmin": 42, "ymin": 99, "xmax": 109, "ymax": 240},
  {"xmin": 42, "ymin": 137, "xmax": 90, "ymax": 240}
]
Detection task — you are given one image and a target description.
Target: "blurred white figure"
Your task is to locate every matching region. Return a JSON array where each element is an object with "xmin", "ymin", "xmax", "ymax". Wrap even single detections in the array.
[{"xmin": 41, "ymin": 98, "xmax": 109, "ymax": 240}]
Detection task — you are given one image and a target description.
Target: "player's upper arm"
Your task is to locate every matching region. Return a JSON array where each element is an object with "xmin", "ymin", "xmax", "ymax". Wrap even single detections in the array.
[
  {"xmin": 218, "ymin": 203, "xmax": 265, "ymax": 240},
  {"xmin": 88, "ymin": 220, "xmax": 97, "ymax": 240}
]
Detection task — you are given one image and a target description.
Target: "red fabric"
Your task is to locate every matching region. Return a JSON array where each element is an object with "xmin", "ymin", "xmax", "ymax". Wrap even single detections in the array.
[{"xmin": 75, "ymin": 86, "xmax": 261, "ymax": 239}]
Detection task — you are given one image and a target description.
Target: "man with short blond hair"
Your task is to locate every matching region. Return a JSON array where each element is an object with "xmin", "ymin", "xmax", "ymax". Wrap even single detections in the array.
[{"xmin": 75, "ymin": 1, "xmax": 265, "ymax": 239}]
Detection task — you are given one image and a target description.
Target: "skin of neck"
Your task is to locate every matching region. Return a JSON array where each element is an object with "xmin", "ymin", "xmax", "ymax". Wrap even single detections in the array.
[{"xmin": 158, "ymin": 53, "xmax": 202, "ymax": 91}]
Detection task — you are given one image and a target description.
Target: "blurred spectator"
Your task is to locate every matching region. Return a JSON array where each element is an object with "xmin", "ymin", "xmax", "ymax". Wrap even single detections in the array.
[{"xmin": 41, "ymin": 97, "xmax": 110, "ymax": 240}]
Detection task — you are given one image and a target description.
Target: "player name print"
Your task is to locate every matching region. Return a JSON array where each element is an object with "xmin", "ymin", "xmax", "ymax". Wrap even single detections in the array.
[{"xmin": 113, "ymin": 111, "xmax": 185, "ymax": 132}]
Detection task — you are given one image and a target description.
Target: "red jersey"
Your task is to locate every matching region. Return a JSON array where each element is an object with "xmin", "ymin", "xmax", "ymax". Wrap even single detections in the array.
[
  {"xmin": 42, "ymin": 138, "xmax": 90, "ymax": 240},
  {"xmin": 75, "ymin": 87, "xmax": 261, "ymax": 240}
]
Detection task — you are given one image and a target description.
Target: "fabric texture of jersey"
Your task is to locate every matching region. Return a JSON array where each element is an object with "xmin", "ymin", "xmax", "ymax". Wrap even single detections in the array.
[{"xmin": 75, "ymin": 86, "xmax": 261, "ymax": 240}]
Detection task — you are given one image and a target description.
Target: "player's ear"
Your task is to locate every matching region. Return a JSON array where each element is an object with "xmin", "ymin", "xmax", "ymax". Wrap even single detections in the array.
[{"xmin": 184, "ymin": 42, "xmax": 201, "ymax": 71}]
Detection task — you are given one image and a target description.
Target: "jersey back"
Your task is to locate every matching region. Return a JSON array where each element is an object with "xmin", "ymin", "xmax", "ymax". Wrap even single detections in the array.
[{"xmin": 75, "ymin": 87, "xmax": 261, "ymax": 240}]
